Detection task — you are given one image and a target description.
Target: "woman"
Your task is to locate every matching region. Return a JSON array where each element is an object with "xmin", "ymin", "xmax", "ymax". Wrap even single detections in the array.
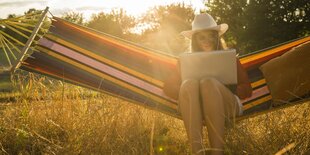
[{"xmin": 163, "ymin": 13, "xmax": 252, "ymax": 155}]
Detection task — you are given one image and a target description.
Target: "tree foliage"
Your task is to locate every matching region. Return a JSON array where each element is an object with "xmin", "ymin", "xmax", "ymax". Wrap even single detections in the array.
[
  {"xmin": 206, "ymin": 0, "xmax": 310, "ymax": 54},
  {"xmin": 62, "ymin": 3, "xmax": 195, "ymax": 55},
  {"xmin": 62, "ymin": 12, "xmax": 84, "ymax": 25},
  {"xmin": 4, "ymin": 2, "xmax": 308, "ymax": 56},
  {"xmin": 140, "ymin": 3, "xmax": 195, "ymax": 55},
  {"xmin": 86, "ymin": 9, "xmax": 136, "ymax": 39}
]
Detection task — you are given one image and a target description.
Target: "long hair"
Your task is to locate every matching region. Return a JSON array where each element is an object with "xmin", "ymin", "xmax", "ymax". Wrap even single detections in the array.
[{"xmin": 191, "ymin": 30, "xmax": 226, "ymax": 52}]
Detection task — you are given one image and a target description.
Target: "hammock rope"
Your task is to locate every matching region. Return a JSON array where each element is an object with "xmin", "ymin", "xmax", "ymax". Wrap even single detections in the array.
[{"xmin": 0, "ymin": 7, "xmax": 50, "ymax": 69}]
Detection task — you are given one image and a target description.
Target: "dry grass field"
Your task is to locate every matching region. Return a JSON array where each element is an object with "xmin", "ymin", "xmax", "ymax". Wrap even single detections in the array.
[{"xmin": 0, "ymin": 72, "xmax": 309, "ymax": 154}]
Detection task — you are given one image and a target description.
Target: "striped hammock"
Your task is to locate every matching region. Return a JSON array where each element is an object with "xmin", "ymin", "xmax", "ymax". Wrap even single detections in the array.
[{"xmin": 17, "ymin": 16, "xmax": 310, "ymax": 119}]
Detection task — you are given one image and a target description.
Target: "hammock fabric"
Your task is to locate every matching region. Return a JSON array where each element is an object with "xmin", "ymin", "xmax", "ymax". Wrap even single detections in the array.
[{"xmin": 20, "ymin": 17, "xmax": 310, "ymax": 119}]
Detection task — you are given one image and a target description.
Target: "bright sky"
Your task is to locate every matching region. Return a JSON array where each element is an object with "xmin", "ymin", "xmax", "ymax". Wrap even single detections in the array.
[{"xmin": 0, "ymin": 0, "xmax": 207, "ymax": 20}]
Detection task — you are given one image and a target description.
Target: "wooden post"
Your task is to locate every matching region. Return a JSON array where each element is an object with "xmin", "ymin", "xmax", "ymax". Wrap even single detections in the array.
[{"xmin": 11, "ymin": 7, "xmax": 49, "ymax": 73}]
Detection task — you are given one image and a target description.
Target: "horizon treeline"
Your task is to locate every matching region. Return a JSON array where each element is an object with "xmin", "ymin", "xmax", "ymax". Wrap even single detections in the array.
[{"xmin": 5, "ymin": 1, "xmax": 309, "ymax": 55}]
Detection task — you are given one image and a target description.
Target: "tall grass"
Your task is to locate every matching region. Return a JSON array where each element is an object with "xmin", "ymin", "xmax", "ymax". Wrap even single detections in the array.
[{"xmin": 0, "ymin": 72, "xmax": 309, "ymax": 154}]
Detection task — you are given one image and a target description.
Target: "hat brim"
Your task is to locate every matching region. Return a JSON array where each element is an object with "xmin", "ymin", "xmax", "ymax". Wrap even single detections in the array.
[{"xmin": 181, "ymin": 23, "xmax": 228, "ymax": 39}]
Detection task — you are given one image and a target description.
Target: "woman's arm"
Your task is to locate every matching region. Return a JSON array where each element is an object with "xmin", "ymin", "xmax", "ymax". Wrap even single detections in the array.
[{"xmin": 236, "ymin": 58, "xmax": 253, "ymax": 99}]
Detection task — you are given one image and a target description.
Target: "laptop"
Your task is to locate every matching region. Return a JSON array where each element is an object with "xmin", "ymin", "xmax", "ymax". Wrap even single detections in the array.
[{"xmin": 179, "ymin": 49, "xmax": 237, "ymax": 84}]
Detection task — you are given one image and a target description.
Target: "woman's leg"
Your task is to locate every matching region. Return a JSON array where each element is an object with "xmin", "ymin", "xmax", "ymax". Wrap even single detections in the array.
[
  {"xmin": 179, "ymin": 79, "xmax": 205, "ymax": 155},
  {"xmin": 199, "ymin": 78, "xmax": 239, "ymax": 155}
]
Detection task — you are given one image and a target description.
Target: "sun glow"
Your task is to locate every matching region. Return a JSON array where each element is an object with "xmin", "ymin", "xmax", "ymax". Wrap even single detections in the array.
[
  {"xmin": 116, "ymin": 0, "xmax": 206, "ymax": 17},
  {"xmin": 47, "ymin": 0, "xmax": 206, "ymax": 20},
  {"xmin": 119, "ymin": 1, "xmax": 156, "ymax": 17},
  {"xmin": 0, "ymin": 0, "xmax": 206, "ymax": 20}
]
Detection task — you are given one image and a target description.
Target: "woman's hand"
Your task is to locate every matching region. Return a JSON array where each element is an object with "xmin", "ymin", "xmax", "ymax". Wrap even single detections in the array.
[{"xmin": 236, "ymin": 83, "xmax": 252, "ymax": 99}]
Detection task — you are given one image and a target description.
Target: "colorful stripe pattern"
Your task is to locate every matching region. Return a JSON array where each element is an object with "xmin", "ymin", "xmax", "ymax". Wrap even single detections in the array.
[{"xmin": 21, "ymin": 17, "xmax": 310, "ymax": 119}]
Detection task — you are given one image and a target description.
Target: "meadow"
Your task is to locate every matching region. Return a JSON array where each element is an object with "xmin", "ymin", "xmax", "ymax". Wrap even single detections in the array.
[{"xmin": 0, "ymin": 72, "xmax": 309, "ymax": 155}]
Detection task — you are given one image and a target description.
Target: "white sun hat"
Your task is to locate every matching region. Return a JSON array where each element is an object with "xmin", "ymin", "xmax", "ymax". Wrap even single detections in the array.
[{"xmin": 181, "ymin": 13, "xmax": 228, "ymax": 39}]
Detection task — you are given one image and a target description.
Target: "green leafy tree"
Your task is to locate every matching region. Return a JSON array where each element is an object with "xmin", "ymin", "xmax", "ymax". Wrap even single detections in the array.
[
  {"xmin": 86, "ymin": 9, "xmax": 136, "ymax": 39},
  {"xmin": 6, "ymin": 14, "xmax": 17, "ymax": 19},
  {"xmin": 24, "ymin": 8, "xmax": 41, "ymax": 15},
  {"xmin": 140, "ymin": 3, "xmax": 195, "ymax": 55},
  {"xmin": 62, "ymin": 12, "xmax": 84, "ymax": 25},
  {"xmin": 206, "ymin": 0, "xmax": 309, "ymax": 54}
]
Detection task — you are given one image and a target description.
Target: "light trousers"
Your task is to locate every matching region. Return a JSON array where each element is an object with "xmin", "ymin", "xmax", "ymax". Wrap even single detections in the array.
[{"xmin": 178, "ymin": 78, "xmax": 240, "ymax": 155}]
